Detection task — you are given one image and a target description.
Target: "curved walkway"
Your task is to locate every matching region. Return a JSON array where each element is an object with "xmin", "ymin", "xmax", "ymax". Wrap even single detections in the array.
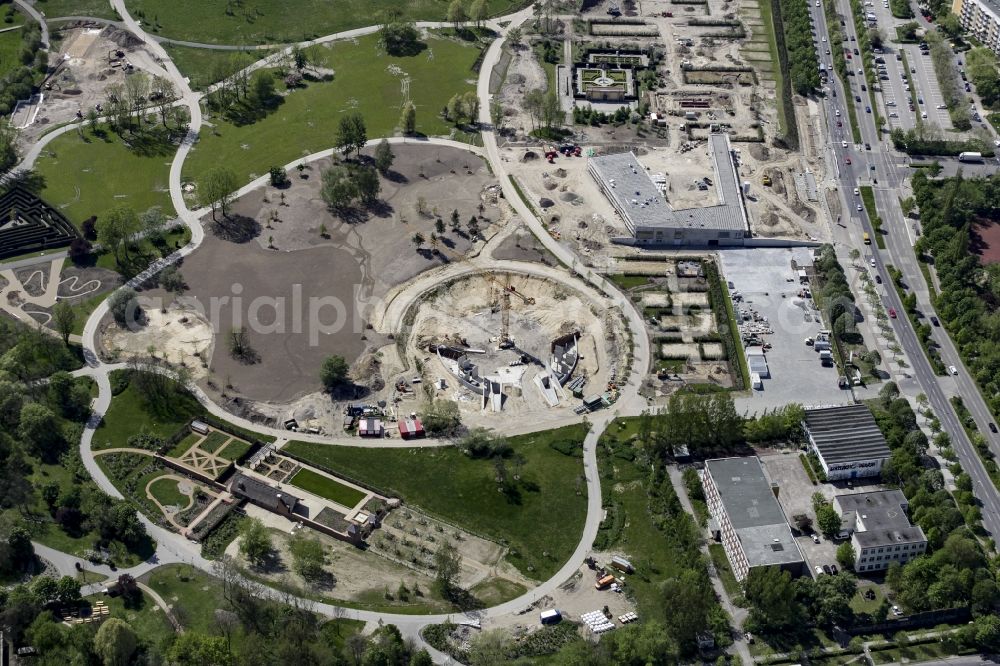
[{"xmin": 58, "ymin": 1, "xmax": 656, "ymax": 660}]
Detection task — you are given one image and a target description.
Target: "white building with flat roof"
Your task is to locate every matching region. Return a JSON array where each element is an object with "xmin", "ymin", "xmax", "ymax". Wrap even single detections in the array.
[
  {"xmin": 803, "ymin": 404, "xmax": 890, "ymax": 481},
  {"xmin": 703, "ymin": 457, "xmax": 805, "ymax": 582},
  {"xmin": 834, "ymin": 490, "xmax": 927, "ymax": 572},
  {"xmin": 588, "ymin": 133, "xmax": 751, "ymax": 246}
]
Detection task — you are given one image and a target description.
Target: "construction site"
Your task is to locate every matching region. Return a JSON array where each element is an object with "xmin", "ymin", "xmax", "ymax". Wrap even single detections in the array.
[{"xmin": 402, "ymin": 271, "xmax": 629, "ymax": 430}]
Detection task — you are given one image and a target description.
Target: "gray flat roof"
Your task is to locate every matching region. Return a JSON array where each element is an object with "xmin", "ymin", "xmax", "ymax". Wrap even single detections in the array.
[
  {"xmin": 804, "ymin": 404, "xmax": 890, "ymax": 464},
  {"xmin": 588, "ymin": 133, "xmax": 748, "ymax": 232},
  {"xmin": 970, "ymin": 0, "xmax": 1000, "ymax": 20},
  {"xmin": 835, "ymin": 490, "xmax": 927, "ymax": 547},
  {"xmin": 705, "ymin": 457, "xmax": 804, "ymax": 567}
]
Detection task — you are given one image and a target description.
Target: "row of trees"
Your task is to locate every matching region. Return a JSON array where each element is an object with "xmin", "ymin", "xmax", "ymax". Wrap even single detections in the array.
[
  {"xmin": 636, "ymin": 391, "xmax": 805, "ymax": 461},
  {"xmin": 777, "ymin": 0, "xmax": 822, "ymax": 95},
  {"xmin": 912, "ymin": 172, "xmax": 1000, "ymax": 418},
  {"xmin": 928, "ymin": 33, "xmax": 972, "ymax": 130}
]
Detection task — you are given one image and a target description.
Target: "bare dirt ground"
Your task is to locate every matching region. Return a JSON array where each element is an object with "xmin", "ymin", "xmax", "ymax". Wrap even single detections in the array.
[
  {"xmin": 103, "ymin": 305, "xmax": 214, "ymax": 378},
  {"xmin": 126, "ymin": 145, "xmax": 499, "ymax": 406},
  {"xmin": 18, "ymin": 25, "xmax": 153, "ymax": 144}
]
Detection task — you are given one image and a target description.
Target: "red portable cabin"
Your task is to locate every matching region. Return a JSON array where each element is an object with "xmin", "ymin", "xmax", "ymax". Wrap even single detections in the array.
[{"xmin": 397, "ymin": 417, "xmax": 425, "ymax": 439}]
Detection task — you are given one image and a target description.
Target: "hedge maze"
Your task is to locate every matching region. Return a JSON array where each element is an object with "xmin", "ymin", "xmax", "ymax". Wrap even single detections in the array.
[{"xmin": 0, "ymin": 185, "xmax": 79, "ymax": 260}]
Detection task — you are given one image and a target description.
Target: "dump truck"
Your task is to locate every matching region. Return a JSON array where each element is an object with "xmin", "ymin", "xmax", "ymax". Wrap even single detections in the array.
[{"xmin": 596, "ymin": 574, "xmax": 615, "ymax": 590}]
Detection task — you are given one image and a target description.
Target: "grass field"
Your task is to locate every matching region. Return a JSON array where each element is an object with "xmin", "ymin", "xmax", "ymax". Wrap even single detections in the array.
[
  {"xmin": 216, "ymin": 437, "xmax": 251, "ymax": 461},
  {"xmin": 143, "ymin": 564, "xmax": 227, "ymax": 634},
  {"xmin": 84, "ymin": 590, "xmax": 177, "ymax": 649},
  {"xmin": 0, "ymin": 24, "xmax": 25, "ymax": 82},
  {"xmin": 34, "ymin": 0, "xmax": 119, "ymax": 20},
  {"xmin": 95, "ymin": 378, "xmax": 201, "ymax": 450},
  {"xmin": 708, "ymin": 543, "xmax": 742, "ymax": 598},
  {"xmin": 148, "ymin": 476, "xmax": 188, "ymax": 507},
  {"xmin": 34, "ymin": 127, "xmax": 176, "ymax": 228},
  {"xmin": 184, "ymin": 32, "xmax": 480, "ymax": 186},
  {"xmin": 198, "ymin": 430, "xmax": 229, "ymax": 453},
  {"xmin": 123, "ymin": 0, "xmax": 521, "ymax": 44},
  {"xmin": 288, "ymin": 468, "xmax": 366, "ymax": 509},
  {"xmin": 167, "ymin": 432, "xmax": 200, "ymax": 458},
  {"xmin": 162, "ymin": 43, "xmax": 274, "ymax": 90},
  {"xmin": 284, "ymin": 424, "xmax": 588, "ymax": 580}
]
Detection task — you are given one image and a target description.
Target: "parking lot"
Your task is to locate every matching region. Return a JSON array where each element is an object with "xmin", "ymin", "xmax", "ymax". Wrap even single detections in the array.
[
  {"xmin": 719, "ymin": 248, "xmax": 842, "ymax": 412},
  {"xmin": 760, "ymin": 452, "xmax": 884, "ymax": 576},
  {"xmin": 902, "ymin": 44, "xmax": 953, "ymax": 130},
  {"xmin": 879, "ymin": 49, "xmax": 917, "ymax": 131}
]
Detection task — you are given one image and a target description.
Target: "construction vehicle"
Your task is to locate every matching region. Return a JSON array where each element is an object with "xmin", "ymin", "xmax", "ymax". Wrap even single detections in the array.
[
  {"xmin": 762, "ymin": 173, "xmax": 772, "ymax": 186},
  {"xmin": 485, "ymin": 272, "xmax": 535, "ymax": 349}
]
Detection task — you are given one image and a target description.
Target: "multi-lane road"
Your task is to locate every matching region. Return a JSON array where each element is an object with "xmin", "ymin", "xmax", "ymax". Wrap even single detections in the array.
[{"xmin": 809, "ymin": 0, "xmax": 1000, "ymax": 539}]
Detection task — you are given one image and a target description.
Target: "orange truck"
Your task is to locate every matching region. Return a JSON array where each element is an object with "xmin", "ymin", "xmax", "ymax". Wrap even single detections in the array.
[{"xmin": 595, "ymin": 575, "xmax": 615, "ymax": 590}]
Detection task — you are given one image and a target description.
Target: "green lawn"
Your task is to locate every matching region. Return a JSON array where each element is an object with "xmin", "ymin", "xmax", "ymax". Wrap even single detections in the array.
[
  {"xmin": 123, "ymin": 0, "xmax": 518, "ymax": 44},
  {"xmin": 607, "ymin": 274, "xmax": 656, "ymax": 290},
  {"xmin": 162, "ymin": 43, "xmax": 273, "ymax": 90},
  {"xmin": 34, "ymin": 127, "xmax": 176, "ymax": 228},
  {"xmin": 468, "ymin": 578, "xmax": 528, "ymax": 607},
  {"xmin": 288, "ymin": 468, "xmax": 366, "ymax": 509},
  {"xmin": 148, "ymin": 476, "xmax": 188, "ymax": 507},
  {"xmin": 216, "ymin": 437, "xmax": 251, "ymax": 461},
  {"xmin": 143, "ymin": 564, "xmax": 226, "ymax": 634},
  {"xmin": 0, "ymin": 24, "xmax": 24, "ymax": 81},
  {"xmin": 83, "ymin": 590, "xmax": 177, "ymax": 650},
  {"xmin": 184, "ymin": 32, "xmax": 481, "ymax": 187},
  {"xmin": 198, "ymin": 430, "xmax": 229, "ymax": 453},
  {"xmin": 95, "ymin": 377, "xmax": 201, "ymax": 450},
  {"xmin": 167, "ymin": 432, "xmax": 200, "ymax": 458},
  {"xmin": 66, "ymin": 291, "xmax": 109, "ymax": 336},
  {"xmin": 284, "ymin": 424, "xmax": 588, "ymax": 581},
  {"xmin": 870, "ymin": 640, "xmax": 952, "ymax": 664},
  {"xmin": 34, "ymin": 0, "xmax": 119, "ymax": 19},
  {"xmin": 709, "ymin": 543, "xmax": 742, "ymax": 599},
  {"xmin": 850, "ymin": 584, "xmax": 885, "ymax": 614}
]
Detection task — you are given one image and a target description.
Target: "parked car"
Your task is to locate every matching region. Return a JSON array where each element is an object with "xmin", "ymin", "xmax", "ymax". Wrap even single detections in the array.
[
  {"xmin": 815, "ymin": 565, "xmax": 824, "ymax": 575},
  {"xmin": 830, "ymin": 564, "xmax": 838, "ymax": 574},
  {"xmin": 875, "ymin": 274, "xmax": 882, "ymax": 284},
  {"xmin": 812, "ymin": 534, "xmax": 821, "ymax": 543}
]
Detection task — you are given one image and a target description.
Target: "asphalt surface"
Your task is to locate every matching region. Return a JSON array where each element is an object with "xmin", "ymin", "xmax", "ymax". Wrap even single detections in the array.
[{"xmin": 813, "ymin": 0, "xmax": 1000, "ymax": 540}]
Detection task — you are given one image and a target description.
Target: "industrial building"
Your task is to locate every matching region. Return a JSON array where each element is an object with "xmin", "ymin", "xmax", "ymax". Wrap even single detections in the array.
[
  {"xmin": 833, "ymin": 490, "xmax": 927, "ymax": 572},
  {"xmin": 803, "ymin": 404, "xmax": 890, "ymax": 481},
  {"xmin": 702, "ymin": 457, "xmax": 805, "ymax": 582},
  {"xmin": 588, "ymin": 133, "xmax": 751, "ymax": 246},
  {"xmin": 953, "ymin": 0, "xmax": 1000, "ymax": 56}
]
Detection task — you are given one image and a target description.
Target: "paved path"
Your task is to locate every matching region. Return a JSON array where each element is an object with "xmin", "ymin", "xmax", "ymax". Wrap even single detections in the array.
[{"xmin": 13, "ymin": 0, "xmax": 48, "ymax": 48}]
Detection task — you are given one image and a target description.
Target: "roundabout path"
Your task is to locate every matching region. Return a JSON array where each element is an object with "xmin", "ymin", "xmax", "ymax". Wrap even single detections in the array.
[{"xmin": 59, "ymin": 1, "xmax": 654, "ymax": 659}]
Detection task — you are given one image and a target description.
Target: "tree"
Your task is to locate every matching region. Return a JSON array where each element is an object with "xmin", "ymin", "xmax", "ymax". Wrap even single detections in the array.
[
  {"xmin": 269, "ymin": 166, "xmax": 289, "ymax": 187},
  {"xmin": 469, "ymin": 0, "xmax": 488, "ymax": 27},
  {"xmin": 108, "ymin": 287, "xmax": 140, "ymax": 327},
  {"xmin": 56, "ymin": 576, "xmax": 81, "ymax": 605},
  {"xmin": 744, "ymin": 567, "xmax": 801, "ymax": 631},
  {"xmin": 168, "ymin": 631, "xmax": 230, "ymax": 666},
  {"xmin": 0, "ymin": 122, "xmax": 18, "ymax": 176},
  {"xmin": 434, "ymin": 541, "xmax": 462, "ymax": 593},
  {"xmin": 320, "ymin": 165, "xmax": 358, "ymax": 213},
  {"xmin": 228, "ymin": 326, "xmax": 256, "ymax": 363},
  {"xmin": 354, "ymin": 165, "xmax": 381, "ymax": 206},
  {"xmin": 507, "ymin": 26, "xmax": 522, "ymax": 46},
  {"xmin": 836, "ymin": 542, "xmax": 856, "ymax": 570},
  {"xmin": 199, "ymin": 166, "xmax": 239, "ymax": 219},
  {"xmin": 447, "ymin": 0, "xmax": 467, "ymax": 28},
  {"xmin": 422, "ymin": 399, "xmax": 461, "ymax": 435},
  {"xmin": 94, "ymin": 618, "xmax": 137, "ymax": 666},
  {"xmin": 96, "ymin": 206, "xmax": 141, "ymax": 265},
  {"xmin": 320, "ymin": 355, "xmax": 350, "ymax": 391},
  {"xmin": 289, "ymin": 532, "xmax": 326, "ymax": 580},
  {"xmin": 18, "ymin": 402, "xmax": 63, "ymax": 462},
  {"xmin": 816, "ymin": 503, "xmax": 841, "ymax": 538},
  {"xmin": 159, "ymin": 265, "xmax": 185, "ymax": 294},
  {"xmin": 374, "ymin": 139, "xmax": 394, "ymax": 174},
  {"xmin": 378, "ymin": 20, "xmax": 423, "ymax": 56},
  {"xmin": 400, "ymin": 101, "xmax": 417, "ymax": 135},
  {"xmin": 239, "ymin": 517, "xmax": 272, "ymax": 566},
  {"xmin": 52, "ymin": 300, "xmax": 76, "ymax": 345},
  {"xmin": 335, "ymin": 112, "xmax": 367, "ymax": 157}
]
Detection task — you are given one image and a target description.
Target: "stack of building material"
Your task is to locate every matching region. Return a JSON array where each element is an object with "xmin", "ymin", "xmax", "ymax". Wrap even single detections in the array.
[
  {"xmin": 581, "ymin": 610, "xmax": 615, "ymax": 633},
  {"xmin": 618, "ymin": 612, "xmax": 638, "ymax": 624}
]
